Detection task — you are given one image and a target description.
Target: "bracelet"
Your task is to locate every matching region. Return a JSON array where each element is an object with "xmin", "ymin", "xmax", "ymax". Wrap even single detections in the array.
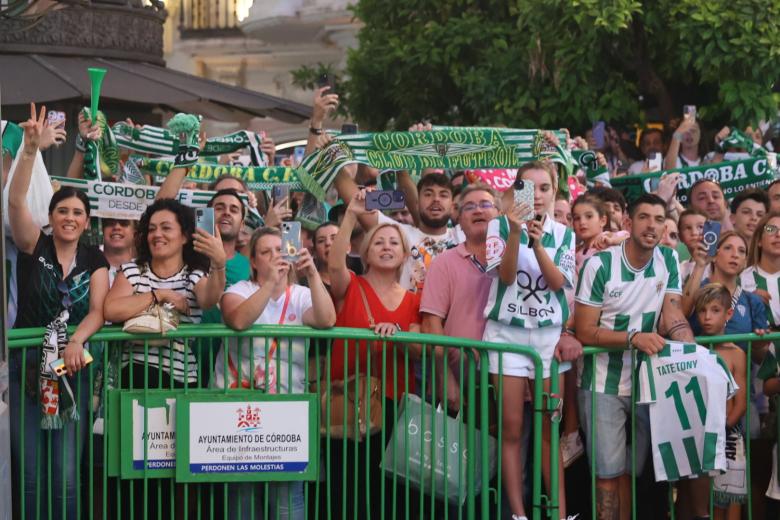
[
  {"xmin": 562, "ymin": 327, "xmax": 576, "ymax": 336},
  {"xmin": 210, "ymin": 264, "xmax": 226, "ymax": 272},
  {"xmin": 68, "ymin": 338, "xmax": 83, "ymax": 346},
  {"xmin": 627, "ymin": 330, "xmax": 639, "ymax": 349},
  {"xmin": 309, "ymin": 126, "xmax": 323, "ymax": 136},
  {"xmin": 673, "ymin": 132, "xmax": 684, "ymax": 142}
]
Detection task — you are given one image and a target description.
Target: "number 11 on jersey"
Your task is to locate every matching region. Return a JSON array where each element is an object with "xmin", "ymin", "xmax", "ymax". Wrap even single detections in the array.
[{"xmin": 665, "ymin": 376, "xmax": 707, "ymax": 431}]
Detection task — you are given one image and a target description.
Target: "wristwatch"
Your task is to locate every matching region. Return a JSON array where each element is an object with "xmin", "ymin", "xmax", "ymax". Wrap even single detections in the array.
[{"xmin": 309, "ymin": 126, "xmax": 323, "ymax": 136}]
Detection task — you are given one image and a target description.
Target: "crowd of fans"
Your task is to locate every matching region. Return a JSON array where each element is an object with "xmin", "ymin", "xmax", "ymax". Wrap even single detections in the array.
[{"xmin": 4, "ymin": 88, "xmax": 780, "ymax": 520}]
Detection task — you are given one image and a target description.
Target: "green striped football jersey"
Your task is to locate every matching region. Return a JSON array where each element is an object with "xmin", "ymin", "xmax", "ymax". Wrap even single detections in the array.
[
  {"xmin": 739, "ymin": 266, "xmax": 780, "ymax": 327},
  {"xmin": 484, "ymin": 215, "xmax": 575, "ymax": 328},
  {"xmin": 638, "ymin": 341, "xmax": 736, "ymax": 481},
  {"xmin": 575, "ymin": 242, "xmax": 682, "ymax": 395}
]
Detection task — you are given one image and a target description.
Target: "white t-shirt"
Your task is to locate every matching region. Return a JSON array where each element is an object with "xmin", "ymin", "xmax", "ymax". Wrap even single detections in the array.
[
  {"xmin": 378, "ymin": 213, "xmax": 460, "ymax": 292},
  {"xmin": 213, "ymin": 281, "xmax": 313, "ymax": 393},
  {"xmin": 628, "ymin": 160, "xmax": 646, "ymax": 174},
  {"xmin": 638, "ymin": 342, "xmax": 736, "ymax": 482},
  {"xmin": 675, "ymin": 155, "xmax": 701, "ymax": 168}
]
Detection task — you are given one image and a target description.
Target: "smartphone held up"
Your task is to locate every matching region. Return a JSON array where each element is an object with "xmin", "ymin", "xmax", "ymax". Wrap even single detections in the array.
[{"xmin": 195, "ymin": 208, "xmax": 215, "ymax": 236}]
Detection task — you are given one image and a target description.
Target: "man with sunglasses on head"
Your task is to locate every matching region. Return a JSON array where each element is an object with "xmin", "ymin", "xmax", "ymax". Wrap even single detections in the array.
[{"xmin": 100, "ymin": 218, "xmax": 136, "ymax": 286}]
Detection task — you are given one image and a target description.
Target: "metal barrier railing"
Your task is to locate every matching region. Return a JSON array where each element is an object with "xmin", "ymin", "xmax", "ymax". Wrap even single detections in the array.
[
  {"xmin": 582, "ymin": 332, "xmax": 780, "ymax": 520},
  {"xmin": 6, "ymin": 324, "xmax": 557, "ymax": 520},
  {"xmin": 12, "ymin": 326, "xmax": 771, "ymax": 519}
]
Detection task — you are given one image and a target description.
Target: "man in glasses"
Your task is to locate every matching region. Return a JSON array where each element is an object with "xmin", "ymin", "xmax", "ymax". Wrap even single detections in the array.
[
  {"xmin": 101, "ymin": 218, "xmax": 136, "ymax": 286},
  {"xmin": 421, "ymin": 184, "xmax": 499, "ymax": 410}
]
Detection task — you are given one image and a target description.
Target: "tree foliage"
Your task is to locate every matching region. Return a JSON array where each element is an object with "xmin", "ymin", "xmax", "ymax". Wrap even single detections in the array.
[{"xmin": 340, "ymin": 0, "xmax": 780, "ymax": 131}]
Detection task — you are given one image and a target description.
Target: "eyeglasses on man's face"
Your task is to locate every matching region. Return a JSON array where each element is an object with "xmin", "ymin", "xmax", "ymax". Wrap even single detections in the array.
[{"xmin": 460, "ymin": 201, "xmax": 496, "ymax": 213}]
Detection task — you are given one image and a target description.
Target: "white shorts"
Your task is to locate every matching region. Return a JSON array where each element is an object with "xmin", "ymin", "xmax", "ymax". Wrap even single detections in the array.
[{"xmin": 484, "ymin": 321, "xmax": 570, "ymax": 378}]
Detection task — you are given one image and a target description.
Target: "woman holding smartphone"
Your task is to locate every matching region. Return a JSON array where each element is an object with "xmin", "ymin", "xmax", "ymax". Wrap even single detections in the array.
[{"xmin": 484, "ymin": 161, "xmax": 578, "ymax": 520}]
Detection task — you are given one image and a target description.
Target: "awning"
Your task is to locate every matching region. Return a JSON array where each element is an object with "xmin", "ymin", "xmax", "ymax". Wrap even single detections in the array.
[{"xmin": 0, "ymin": 54, "xmax": 312, "ymax": 123}]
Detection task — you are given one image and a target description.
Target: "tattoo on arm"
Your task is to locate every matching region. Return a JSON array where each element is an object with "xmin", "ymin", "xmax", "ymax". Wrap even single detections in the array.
[
  {"xmin": 596, "ymin": 487, "xmax": 619, "ymax": 520},
  {"xmin": 667, "ymin": 319, "xmax": 694, "ymax": 341}
]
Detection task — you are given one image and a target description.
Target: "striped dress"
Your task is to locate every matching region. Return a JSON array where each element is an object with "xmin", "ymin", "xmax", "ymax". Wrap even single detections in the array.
[{"xmin": 120, "ymin": 262, "xmax": 205, "ymax": 383}]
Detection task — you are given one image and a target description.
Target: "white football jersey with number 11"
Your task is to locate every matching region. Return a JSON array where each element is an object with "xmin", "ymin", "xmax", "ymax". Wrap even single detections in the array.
[{"xmin": 638, "ymin": 341, "xmax": 737, "ymax": 482}]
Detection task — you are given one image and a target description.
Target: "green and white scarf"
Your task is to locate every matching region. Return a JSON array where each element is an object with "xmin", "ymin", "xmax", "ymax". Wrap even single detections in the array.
[
  {"xmin": 82, "ymin": 108, "xmax": 119, "ymax": 181},
  {"xmin": 299, "ymin": 127, "xmax": 567, "ymax": 200},
  {"xmin": 611, "ymin": 156, "xmax": 778, "ymax": 205},
  {"xmin": 132, "ymin": 155, "xmax": 303, "ymax": 190},
  {"xmin": 717, "ymin": 128, "xmax": 766, "ymax": 156},
  {"xmin": 80, "ymin": 109, "xmax": 268, "ymax": 179},
  {"xmin": 572, "ymin": 149, "xmax": 610, "ymax": 186},
  {"xmin": 113, "ymin": 122, "xmax": 266, "ymax": 164}
]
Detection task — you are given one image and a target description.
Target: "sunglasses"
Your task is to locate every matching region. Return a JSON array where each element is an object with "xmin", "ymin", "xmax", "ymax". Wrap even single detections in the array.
[
  {"xmin": 102, "ymin": 219, "xmax": 132, "ymax": 228},
  {"xmin": 57, "ymin": 280, "xmax": 72, "ymax": 310},
  {"xmin": 460, "ymin": 201, "xmax": 496, "ymax": 213}
]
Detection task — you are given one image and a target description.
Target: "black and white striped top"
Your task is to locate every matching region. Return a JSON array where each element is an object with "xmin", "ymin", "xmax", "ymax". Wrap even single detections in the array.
[{"xmin": 120, "ymin": 261, "xmax": 205, "ymax": 382}]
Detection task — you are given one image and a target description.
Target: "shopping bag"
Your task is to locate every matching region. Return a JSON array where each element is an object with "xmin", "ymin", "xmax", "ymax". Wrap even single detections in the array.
[{"xmin": 381, "ymin": 393, "xmax": 496, "ymax": 505}]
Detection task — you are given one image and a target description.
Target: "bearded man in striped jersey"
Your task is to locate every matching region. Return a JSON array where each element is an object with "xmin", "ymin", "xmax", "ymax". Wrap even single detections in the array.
[{"xmin": 574, "ymin": 193, "xmax": 695, "ymax": 520}]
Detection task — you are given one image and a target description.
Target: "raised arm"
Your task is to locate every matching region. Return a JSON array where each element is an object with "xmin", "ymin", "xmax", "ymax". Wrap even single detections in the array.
[
  {"xmin": 191, "ymin": 227, "xmax": 227, "ymax": 310},
  {"xmin": 328, "ymin": 194, "xmax": 360, "ymax": 303},
  {"xmin": 304, "ymin": 87, "xmax": 338, "ymax": 156},
  {"xmin": 680, "ymin": 244, "xmax": 708, "ymax": 317},
  {"xmin": 9, "ymin": 103, "xmax": 46, "ymax": 254},
  {"xmin": 66, "ymin": 111, "xmax": 101, "ymax": 179},
  {"xmin": 396, "ymin": 170, "xmax": 420, "ymax": 227},
  {"xmin": 498, "ymin": 206, "xmax": 525, "ymax": 286},
  {"xmin": 156, "ymin": 129, "xmax": 205, "ymax": 200},
  {"xmin": 333, "ymin": 164, "xmax": 379, "ymax": 230},
  {"xmin": 297, "ymin": 249, "xmax": 337, "ymax": 328}
]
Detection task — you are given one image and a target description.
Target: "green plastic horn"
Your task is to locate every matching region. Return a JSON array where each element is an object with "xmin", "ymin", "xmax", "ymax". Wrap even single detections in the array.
[{"xmin": 87, "ymin": 67, "xmax": 106, "ymax": 123}]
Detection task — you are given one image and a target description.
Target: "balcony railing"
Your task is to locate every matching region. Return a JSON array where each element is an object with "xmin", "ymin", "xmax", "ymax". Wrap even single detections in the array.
[{"xmin": 178, "ymin": 0, "xmax": 245, "ymax": 39}]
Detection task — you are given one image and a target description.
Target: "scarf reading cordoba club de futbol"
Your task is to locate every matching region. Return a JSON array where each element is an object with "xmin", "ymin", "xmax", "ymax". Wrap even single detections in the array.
[{"xmin": 298, "ymin": 127, "xmax": 570, "ymax": 200}]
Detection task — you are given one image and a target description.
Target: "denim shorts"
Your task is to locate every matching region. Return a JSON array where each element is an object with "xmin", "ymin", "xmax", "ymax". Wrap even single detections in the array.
[{"xmin": 577, "ymin": 388, "xmax": 650, "ymax": 479}]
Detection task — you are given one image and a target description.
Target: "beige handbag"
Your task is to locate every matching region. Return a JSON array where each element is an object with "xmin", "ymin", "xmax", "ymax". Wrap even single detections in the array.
[
  {"xmin": 123, "ymin": 302, "xmax": 179, "ymax": 334},
  {"xmin": 123, "ymin": 295, "xmax": 180, "ymax": 345}
]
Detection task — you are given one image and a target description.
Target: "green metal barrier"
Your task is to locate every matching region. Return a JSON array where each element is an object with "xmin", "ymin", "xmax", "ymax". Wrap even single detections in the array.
[
  {"xmin": 6, "ymin": 324, "xmax": 560, "ymax": 520},
  {"xmin": 582, "ymin": 332, "xmax": 780, "ymax": 520}
]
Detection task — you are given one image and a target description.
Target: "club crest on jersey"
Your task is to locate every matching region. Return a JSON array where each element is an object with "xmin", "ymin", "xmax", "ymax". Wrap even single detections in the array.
[
  {"xmin": 656, "ymin": 282, "xmax": 664, "ymax": 293},
  {"xmin": 486, "ymin": 236, "xmax": 506, "ymax": 262}
]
